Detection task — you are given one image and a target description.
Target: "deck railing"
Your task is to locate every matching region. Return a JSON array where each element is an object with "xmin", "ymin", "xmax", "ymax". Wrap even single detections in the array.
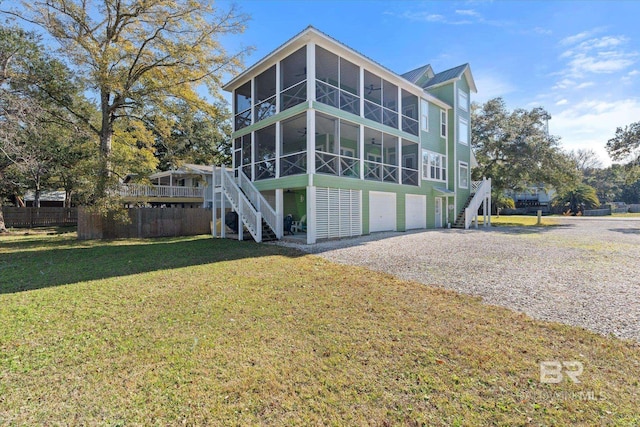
[
  {"xmin": 237, "ymin": 171, "xmax": 280, "ymax": 239},
  {"xmin": 119, "ymin": 184, "xmax": 204, "ymax": 199}
]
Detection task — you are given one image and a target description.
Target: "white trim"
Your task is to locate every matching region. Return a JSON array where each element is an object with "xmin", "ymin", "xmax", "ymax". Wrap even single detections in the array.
[
  {"xmin": 458, "ymin": 117, "xmax": 469, "ymax": 146},
  {"xmin": 458, "ymin": 161, "xmax": 469, "ymax": 189},
  {"xmin": 420, "ymin": 99, "xmax": 429, "ymax": 132},
  {"xmin": 458, "ymin": 88, "xmax": 469, "ymax": 112},
  {"xmin": 440, "ymin": 109, "xmax": 447, "ymax": 139}
]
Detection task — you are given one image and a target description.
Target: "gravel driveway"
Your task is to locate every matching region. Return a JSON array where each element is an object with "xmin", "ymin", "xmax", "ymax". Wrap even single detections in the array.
[{"xmin": 276, "ymin": 217, "xmax": 640, "ymax": 342}]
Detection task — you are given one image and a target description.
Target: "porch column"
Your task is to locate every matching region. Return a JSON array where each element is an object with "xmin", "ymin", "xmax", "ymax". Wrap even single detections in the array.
[
  {"xmin": 220, "ymin": 181, "xmax": 226, "ymax": 239},
  {"xmin": 306, "ymin": 185, "xmax": 316, "ymax": 244},
  {"xmin": 275, "ymin": 188, "xmax": 283, "ymax": 239},
  {"xmin": 212, "ymin": 165, "xmax": 217, "ymax": 237},
  {"xmin": 306, "ymin": 108, "xmax": 315, "ymax": 175}
]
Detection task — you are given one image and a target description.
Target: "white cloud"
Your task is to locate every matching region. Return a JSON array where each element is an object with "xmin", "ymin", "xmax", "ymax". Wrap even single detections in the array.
[
  {"xmin": 533, "ymin": 27, "xmax": 552, "ymax": 35},
  {"xmin": 575, "ymin": 81, "xmax": 594, "ymax": 89},
  {"xmin": 559, "ymin": 34, "xmax": 638, "ymax": 78},
  {"xmin": 455, "ymin": 9, "xmax": 481, "ymax": 17},
  {"xmin": 473, "ymin": 72, "xmax": 516, "ymax": 103},
  {"xmin": 553, "ymin": 78, "xmax": 575, "ymax": 90},
  {"xmin": 628, "ymin": 70, "xmax": 639, "ymax": 76},
  {"xmin": 550, "ymin": 99, "xmax": 640, "ymax": 165},
  {"xmin": 556, "ymin": 99, "xmax": 568, "ymax": 106},
  {"xmin": 560, "ymin": 28, "xmax": 605, "ymax": 46}
]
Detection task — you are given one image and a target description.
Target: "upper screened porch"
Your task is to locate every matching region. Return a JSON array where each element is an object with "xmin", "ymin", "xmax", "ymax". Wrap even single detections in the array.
[{"xmin": 226, "ymin": 30, "xmax": 452, "ymax": 188}]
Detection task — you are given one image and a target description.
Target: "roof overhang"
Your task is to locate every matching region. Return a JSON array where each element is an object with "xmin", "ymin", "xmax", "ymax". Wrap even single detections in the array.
[
  {"xmin": 425, "ymin": 64, "xmax": 477, "ymax": 94},
  {"xmin": 434, "ymin": 187, "xmax": 455, "ymax": 195}
]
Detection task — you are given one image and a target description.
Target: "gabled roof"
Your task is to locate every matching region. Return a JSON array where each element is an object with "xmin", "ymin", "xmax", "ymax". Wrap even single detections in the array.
[
  {"xmin": 401, "ymin": 64, "xmax": 434, "ymax": 84},
  {"xmin": 423, "ymin": 63, "xmax": 477, "ymax": 93}
]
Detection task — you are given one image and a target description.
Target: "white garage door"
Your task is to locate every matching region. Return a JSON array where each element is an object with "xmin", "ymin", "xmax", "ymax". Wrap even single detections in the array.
[
  {"xmin": 369, "ymin": 191, "xmax": 396, "ymax": 233},
  {"xmin": 405, "ymin": 194, "xmax": 426, "ymax": 230}
]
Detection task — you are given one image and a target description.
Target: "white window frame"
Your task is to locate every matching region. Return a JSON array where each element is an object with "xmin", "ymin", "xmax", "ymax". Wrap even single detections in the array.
[
  {"xmin": 422, "ymin": 149, "xmax": 446, "ymax": 182},
  {"xmin": 458, "ymin": 89, "xmax": 468, "ymax": 112},
  {"xmin": 458, "ymin": 117, "xmax": 469, "ymax": 145},
  {"xmin": 420, "ymin": 99, "xmax": 429, "ymax": 132},
  {"xmin": 440, "ymin": 109, "xmax": 447, "ymax": 138},
  {"xmin": 458, "ymin": 161, "xmax": 469, "ymax": 189}
]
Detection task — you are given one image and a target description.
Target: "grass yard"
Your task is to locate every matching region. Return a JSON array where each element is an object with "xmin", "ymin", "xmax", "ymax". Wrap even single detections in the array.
[{"xmin": 1, "ymin": 232, "xmax": 639, "ymax": 425}]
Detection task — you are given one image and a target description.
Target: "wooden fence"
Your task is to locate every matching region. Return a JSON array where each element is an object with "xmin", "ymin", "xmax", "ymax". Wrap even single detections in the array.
[
  {"xmin": 3, "ymin": 207, "xmax": 78, "ymax": 228},
  {"xmin": 78, "ymin": 207, "xmax": 212, "ymax": 240}
]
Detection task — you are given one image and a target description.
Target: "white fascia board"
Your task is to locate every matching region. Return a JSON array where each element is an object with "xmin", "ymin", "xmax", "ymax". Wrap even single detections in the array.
[{"xmin": 426, "ymin": 65, "xmax": 477, "ymax": 94}]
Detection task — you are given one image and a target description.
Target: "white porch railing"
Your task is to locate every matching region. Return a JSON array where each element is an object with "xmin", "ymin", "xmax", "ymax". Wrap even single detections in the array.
[
  {"xmin": 219, "ymin": 168, "xmax": 262, "ymax": 242},
  {"xmin": 237, "ymin": 171, "xmax": 281, "ymax": 239},
  {"xmin": 465, "ymin": 177, "xmax": 492, "ymax": 229},
  {"xmin": 119, "ymin": 184, "xmax": 204, "ymax": 199}
]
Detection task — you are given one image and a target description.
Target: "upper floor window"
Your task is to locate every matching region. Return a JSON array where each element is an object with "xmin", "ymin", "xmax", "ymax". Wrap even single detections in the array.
[
  {"xmin": 458, "ymin": 89, "xmax": 468, "ymax": 112},
  {"xmin": 401, "ymin": 90, "xmax": 419, "ymax": 136},
  {"xmin": 420, "ymin": 99, "xmax": 429, "ymax": 132},
  {"xmin": 440, "ymin": 109, "xmax": 447, "ymax": 138},
  {"xmin": 315, "ymin": 46, "xmax": 359, "ymax": 115},
  {"xmin": 422, "ymin": 149, "xmax": 446, "ymax": 182},
  {"xmin": 280, "ymin": 47, "xmax": 307, "ymax": 112},
  {"xmin": 234, "ymin": 81, "xmax": 252, "ymax": 130},
  {"xmin": 458, "ymin": 117, "xmax": 469, "ymax": 145},
  {"xmin": 459, "ymin": 161, "xmax": 469, "ymax": 188}
]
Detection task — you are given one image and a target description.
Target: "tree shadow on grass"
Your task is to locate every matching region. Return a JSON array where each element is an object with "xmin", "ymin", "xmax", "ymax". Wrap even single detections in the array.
[
  {"xmin": 0, "ymin": 236, "xmax": 304, "ymax": 294},
  {"xmin": 485, "ymin": 223, "xmax": 575, "ymax": 235}
]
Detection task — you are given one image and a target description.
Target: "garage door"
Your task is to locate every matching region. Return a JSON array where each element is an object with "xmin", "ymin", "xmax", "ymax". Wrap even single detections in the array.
[
  {"xmin": 369, "ymin": 191, "xmax": 396, "ymax": 233},
  {"xmin": 405, "ymin": 194, "xmax": 426, "ymax": 230}
]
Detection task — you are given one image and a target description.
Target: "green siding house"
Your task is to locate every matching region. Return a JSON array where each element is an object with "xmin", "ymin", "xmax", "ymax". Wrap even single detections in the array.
[{"xmin": 216, "ymin": 26, "xmax": 491, "ymax": 244}]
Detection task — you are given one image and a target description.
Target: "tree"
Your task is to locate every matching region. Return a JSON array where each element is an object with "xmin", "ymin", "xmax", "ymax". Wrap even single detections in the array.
[
  {"xmin": 568, "ymin": 148, "xmax": 603, "ymax": 172},
  {"xmin": 553, "ymin": 183, "xmax": 600, "ymax": 215},
  {"xmin": 472, "ymin": 98, "xmax": 579, "ymax": 199},
  {"xmin": 606, "ymin": 122, "xmax": 640, "ymax": 165},
  {"xmin": 3, "ymin": 0, "xmax": 249, "ymax": 199},
  {"xmin": 152, "ymin": 101, "xmax": 232, "ymax": 171}
]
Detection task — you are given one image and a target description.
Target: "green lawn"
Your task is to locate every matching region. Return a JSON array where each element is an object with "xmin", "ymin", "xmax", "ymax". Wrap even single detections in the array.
[{"xmin": 1, "ymin": 232, "xmax": 639, "ymax": 425}]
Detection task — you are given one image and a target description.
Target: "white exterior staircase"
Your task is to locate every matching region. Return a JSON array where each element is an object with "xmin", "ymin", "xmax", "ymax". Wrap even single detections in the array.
[
  {"xmin": 212, "ymin": 167, "xmax": 280, "ymax": 243},
  {"xmin": 453, "ymin": 178, "xmax": 492, "ymax": 229}
]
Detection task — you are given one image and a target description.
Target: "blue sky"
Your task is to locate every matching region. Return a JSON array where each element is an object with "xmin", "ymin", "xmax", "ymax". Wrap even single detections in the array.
[{"xmin": 220, "ymin": 0, "xmax": 640, "ymax": 165}]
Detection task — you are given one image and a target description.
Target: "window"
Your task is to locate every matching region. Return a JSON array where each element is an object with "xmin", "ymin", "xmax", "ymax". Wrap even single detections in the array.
[
  {"xmin": 459, "ymin": 161, "xmax": 469, "ymax": 189},
  {"xmin": 458, "ymin": 89, "xmax": 468, "ymax": 112},
  {"xmin": 458, "ymin": 118, "xmax": 468, "ymax": 145},
  {"xmin": 440, "ymin": 110, "xmax": 447, "ymax": 138},
  {"xmin": 420, "ymin": 99, "xmax": 429, "ymax": 132},
  {"xmin": 234, "ymin": 81, "xmax": 252, "ymax": 130},
  {"xmin": 421, "ymin": 150, "xmax": 446, "ymax": 182},
  {"xmin": 401, "ymin": 89, "xmax": 419, "ymax": 136}
]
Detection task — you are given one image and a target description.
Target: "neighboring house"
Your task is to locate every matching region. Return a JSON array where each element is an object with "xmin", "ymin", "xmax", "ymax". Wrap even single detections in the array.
[
  {"xmin": 23, "ymin": 190, "xmax": 67, "ymax": 207},
  {"xmin": 214, "ymin": 26, "xmax": 491, "ymax": 243},
  {"xmin": 119, "ymin": 164, "xmax": 213, "ymax": 208},
  {"xmin": 506, "ymin": 186, "xmax": 556, "ymax": 213}
]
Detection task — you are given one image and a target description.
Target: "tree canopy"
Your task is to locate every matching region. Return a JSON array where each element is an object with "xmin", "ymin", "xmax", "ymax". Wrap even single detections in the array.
[
  {"xmin": 3, "ymin": 0, "xmax": 249, "ymax": 198},
  {"xmin": 606, "ymin": 121, "xmax": 640, "ymax": 165},
  {"xmin": 471, "ymin": 97, "xmax": 579, "ymax": 195}
]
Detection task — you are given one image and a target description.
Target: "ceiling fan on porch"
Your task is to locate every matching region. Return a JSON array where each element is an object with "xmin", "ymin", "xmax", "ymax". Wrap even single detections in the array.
[
  {"xmin": 365, "ymin": 84, "xmax": 381, "ymax": 95},
  {"xmin": 298, "ymin": 127, "xmax": 320, "ymax": 136}
]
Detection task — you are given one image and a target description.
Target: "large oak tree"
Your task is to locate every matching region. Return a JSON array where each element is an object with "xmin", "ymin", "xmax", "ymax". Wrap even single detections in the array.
[
  {"xmin": 3, "ymin": 0, "xmax": 249, "ymax": 198},
  {"xmin": 472, "ymin": 98, "xmax": 579, "ymax": 198}
]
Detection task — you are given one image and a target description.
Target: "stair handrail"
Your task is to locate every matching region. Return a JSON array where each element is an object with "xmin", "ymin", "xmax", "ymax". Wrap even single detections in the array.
[
  {"xmin": 237, "ymin": 171, "xmax": 280, "ymax": 238},
  {"xmin": 464, "ymin": 177, "xmax": 491, "ymax": 229},
  {"xmin": 220, "ymin": 168, "xmax": 262, "ymax": 242}
]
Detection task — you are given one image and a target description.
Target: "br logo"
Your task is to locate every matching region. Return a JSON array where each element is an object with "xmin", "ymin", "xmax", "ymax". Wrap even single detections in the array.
[{"xmin": 540, "ymin": 361, "xmax": 584, "ymax": 384}]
